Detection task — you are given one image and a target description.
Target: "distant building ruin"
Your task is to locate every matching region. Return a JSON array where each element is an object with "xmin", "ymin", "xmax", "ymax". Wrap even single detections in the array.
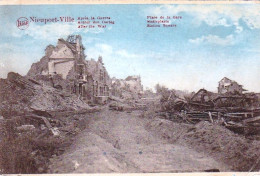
[
  {"xmin": 218, "ymin": 77, "xmax": 247, "ymax": 94},
  {"xmin": 111, "ymin": 75, "xmax": 143, "ymax": 100}
]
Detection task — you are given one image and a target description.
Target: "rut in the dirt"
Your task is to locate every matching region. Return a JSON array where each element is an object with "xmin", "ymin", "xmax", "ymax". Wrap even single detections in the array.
[{"xmin": 48, "ymin": 110, "xmax": 228, "ymax": 173}]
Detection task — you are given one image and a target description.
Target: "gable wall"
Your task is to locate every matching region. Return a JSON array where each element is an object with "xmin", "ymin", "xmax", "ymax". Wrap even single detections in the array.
[{"xmin": 50, "ymin": 42, "xmax": 75, "ymax": 59}]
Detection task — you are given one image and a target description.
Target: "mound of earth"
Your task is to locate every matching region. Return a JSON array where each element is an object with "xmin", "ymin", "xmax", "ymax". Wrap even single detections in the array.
[
  {"xmin": 182, "ymin": 121, "xmax": 260, "ymax": 171},
  {"xmin": 146, "ymin": 117, "xmax": 260, "ymax": 171}
]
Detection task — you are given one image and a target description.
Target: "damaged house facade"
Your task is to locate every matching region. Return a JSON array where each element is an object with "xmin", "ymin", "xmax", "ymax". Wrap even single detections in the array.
[
  {"xmin": 218, "ymin": 77, "xmax": 247, "ymax": 95},
  {"xmin": 27, "ymin": 35, "xmax": 111, "ymax": 103}
]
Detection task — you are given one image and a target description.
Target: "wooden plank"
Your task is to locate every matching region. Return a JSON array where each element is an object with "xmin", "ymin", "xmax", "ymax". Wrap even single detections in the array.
[
  {"xmin": 24, "ymin": 115, "xmax": 52, "ymax": 129},
  {"xmin": 224, "ymin": 114, "xmax": 243, "ymax": 118},
  {"xmin": 208, "ymin": 112, "xmax": 213, "ymax": 123},
  {"xmin": 243, "ymin": 116, "xmax": 260, "ymax": 124},
  {"xmin": 228, "ymin": 112, "xmax": 252, "ymax": 115}
]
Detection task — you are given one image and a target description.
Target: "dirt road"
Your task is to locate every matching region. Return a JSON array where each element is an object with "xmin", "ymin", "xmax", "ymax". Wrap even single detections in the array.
[{"xmin": 48, "ymin": 110, "xmax": 229, "ymax": 173}]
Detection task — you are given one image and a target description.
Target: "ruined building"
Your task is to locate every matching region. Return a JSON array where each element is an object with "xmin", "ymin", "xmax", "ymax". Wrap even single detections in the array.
[
  {"xmin": 27, "ymin": 35, "xmax": 111, "ymax": 103},
  {"xmin": 111, "ymin": 75, "xmax": 143, "ymax": 100},
  {"xmin": 218, "ymin": 77, "xmax": 247, "ymax": 95}
]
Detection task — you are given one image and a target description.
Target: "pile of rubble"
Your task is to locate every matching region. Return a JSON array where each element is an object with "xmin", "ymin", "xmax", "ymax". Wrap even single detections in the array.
[
  {"xmin": 0, "ymin": 71, "xmax": 99, "ymax": 139},
  {"xmin": 146, "ymin": 115, "xmax": 260, "ymax": 171},
  {"xmin": 0, "ymin": 72, "xmax": 101, "ymax": 173},
  {"xmin": 157, "ymin": 88, "xmax": 260, "ymax": 135},
  {"xmin": 108, "ymin": 96, "xmax": 147, "ymax": 112},
  {"xmin": 0, "ymin": 71, "xmax": 96, "ymax": 153},
  {"xmin": 0, "ymin": 107, "xmax": 97, "ymax": 173},
  {"xmin": 0, "ymin": 72, "xmax": 92, "ymax": 117},
  {"xmin": 181, "ymin": 121, "xmax": 260, "ymax": 171}
]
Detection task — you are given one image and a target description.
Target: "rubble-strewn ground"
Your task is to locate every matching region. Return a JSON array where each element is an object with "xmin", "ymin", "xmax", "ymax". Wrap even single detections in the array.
[
  {"xmin": 147, "ymin": 117, "xmax": 260, "ymax": 172},
  {"xmin": 1, "ymin": 72, "xmax": 259, "ymax": 173},
  {"xmin": 0, "ymin": 110, "xmax": 101, "ymax": 174},
  {"xmin": 0, "ymin": 72, "xmax": 99, "ymax": 174},
  {"xmin": 48, "ymin": 108, "xmax": 260, "ymax": 173},
  {"xmin": 48, "ymin": 109, "xmax": 231, "ymax": 173}
]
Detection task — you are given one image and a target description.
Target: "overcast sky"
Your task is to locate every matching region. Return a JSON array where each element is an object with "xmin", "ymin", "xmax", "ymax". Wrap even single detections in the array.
[{"xmin": 0, "ymin": 4, "xmax": 260, "ymax": 92}]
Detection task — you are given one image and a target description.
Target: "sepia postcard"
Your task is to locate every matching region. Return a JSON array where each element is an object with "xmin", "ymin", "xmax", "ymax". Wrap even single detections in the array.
[{"xmin": 0, "ymin": 0, "xmax": 260, "ymax": 175}]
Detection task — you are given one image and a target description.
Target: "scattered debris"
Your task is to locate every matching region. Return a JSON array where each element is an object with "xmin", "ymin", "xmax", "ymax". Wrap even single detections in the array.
[
  {"xmin": 16, "ymin": 125, "xmax": 35, "ymax": 132},
  {"xmin": 50, "ymin": 127, "xmax": 60, "ymax": 136},
  {"xmin": 72, "ymin": 160, "xmax": 80, "ymax": 170},
  {"xmin": 204, "ymin": 168, "xmax": 220, "ymax": 172},
  {"xmin": 109, "ymin": 101, "xmax": 124, "ymax": 111},
  {"xmin": 155, "ymin": 85, "xmax": 260, "ymax": 135}
]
